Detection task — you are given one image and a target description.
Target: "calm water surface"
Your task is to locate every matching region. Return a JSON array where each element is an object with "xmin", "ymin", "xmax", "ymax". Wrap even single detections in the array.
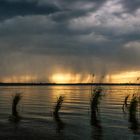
[{"xmin": 0, "ymin": 86, "xmax": 140, "ymax": 140}]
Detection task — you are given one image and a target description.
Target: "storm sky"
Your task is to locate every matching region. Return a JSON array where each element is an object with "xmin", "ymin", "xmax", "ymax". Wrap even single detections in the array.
[{"xmin": 0, "ymin": 0, "xmax": 140, "ymax": 83}]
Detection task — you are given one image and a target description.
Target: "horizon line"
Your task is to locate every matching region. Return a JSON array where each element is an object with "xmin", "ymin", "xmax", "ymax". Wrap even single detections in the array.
[{"xmin": 0, "ymin": 82, "xmax": 140, "ymax": 86}]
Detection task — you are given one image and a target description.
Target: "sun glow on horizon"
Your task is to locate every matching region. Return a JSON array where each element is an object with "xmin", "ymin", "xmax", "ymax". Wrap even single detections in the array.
[
  {"xmin": 51, "ymin": 73, "xmax": 71, "ymax": 83},
  {"xmin": 111, "ymin": 71, "xmax": 140, "ymax": 83},
  {"xmin": 1, "ymin": 75, "xmax": 37, "ymax": 83},
  {"xmin": 51, "ymin": 73, "xmax": 91, "ymax": 83},
  {"xmin": 51, "ymin": 71, "xmax": 140, "ymax": 83},
  {"xmin": 1, "ymin": 71, "xmax": 140, "ymax": 83}
]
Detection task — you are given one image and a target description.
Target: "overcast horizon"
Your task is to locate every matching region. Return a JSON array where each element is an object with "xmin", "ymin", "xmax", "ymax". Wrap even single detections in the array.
[{"xmin": 0, "ymin": 0, "xmax": 140, "ymax": 83}]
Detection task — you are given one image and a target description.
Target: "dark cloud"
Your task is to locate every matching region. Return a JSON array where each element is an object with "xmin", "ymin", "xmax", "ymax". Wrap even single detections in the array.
[
  {"xmin": 122, "ymin": 0, "xmax": 140, "ymax": 12},
  {"xmin": 50, "ymin": 0, "xmax": 107, "ymax": 22},
  {"xmin": 0, "ymin": 0, "xmax": 107, "ymax": 21},
  {"xmin": 0, "ymin": 0, "xmax": 60, "ymax": 20}
]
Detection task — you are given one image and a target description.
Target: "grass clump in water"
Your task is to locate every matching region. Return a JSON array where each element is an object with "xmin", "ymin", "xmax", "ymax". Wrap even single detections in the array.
[
  {"xmin": 122, "ymin": 94, "xmax": 130, "ymax": 113},
  {"xmin": 53, "ymin": 96, "xmax": 65, "ymax": 133},
  {"xmin": 123, "ymin": 94, "xmax": 140, "ymax": 132},
  {"xmin": 128, "ymin": 94, "xmax": 139, "ymax": 132},
  {"xmin": 129, "ymin": 95, "xmax": 138, "ymax": 122},
  {"xmin": 90, "ymin": 87, "xmax": 102, "ymax": 127},
  {"xmin": 53, "ymin": 96, "xmax": 64, "ymax": 118},
  {"xmin": 91, "ymin": 87, "xmax": 102, "ymax": 112},
  {"xmin": 9, "ymin": 93, "xmax": 22, "ymax": 122}
]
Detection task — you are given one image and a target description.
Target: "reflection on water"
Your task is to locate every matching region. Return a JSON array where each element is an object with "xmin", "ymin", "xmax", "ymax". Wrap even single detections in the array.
[
  {"xmin": 91, "ymin": 125, "xmax": 102, "ymax": 140},
  {"xmin": 0, "ymin": 85, "xmax": 140, "ymax": 139},
  {"xmin": 91, "ymin": 110, "xmax": 102, "ymax": 140},
  {"xmin": 54, "ymin": 114, "xmax": 65, "ymax": 133},
  {"xmin": 129, "ymin": 116, "xmax": 139, "ymax": 134}
]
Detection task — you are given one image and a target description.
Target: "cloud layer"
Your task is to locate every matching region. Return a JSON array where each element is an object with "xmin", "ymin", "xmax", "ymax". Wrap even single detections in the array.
[{"xmin": 0, "ymin": 0, "xmax": 140, "ymax": 82}]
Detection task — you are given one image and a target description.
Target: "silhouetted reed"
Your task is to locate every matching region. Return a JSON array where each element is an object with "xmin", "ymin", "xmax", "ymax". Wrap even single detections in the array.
[
  {"xmin": 9, "ymin": 93, "xmax": 22, "ymax": 122},
  {"xmin": 53, "ymin": 96, "xmax": 64, "ymax": 118},
  {"xmin": 53, "ymin": 96, "xmax": 65, "ymax": 133},
  {"xmin": 129, "ymin": 94, "xmax": 140, "ymax": 133},
  {"xmin": 122, "ymin": 94, "xmax": 130, "ymax": 113},
  {"xmin": 90, "ymin": 87, "xmax": 102, "ymax": 127},
  {"xmin": 91, "ymin": 87, "xmax": 102, "ymax": 112},
  {"xmin": 129, "ymin": 95, "xmax": 138, "ymax": 122},
  {"xmin": 123, "ymin": 94, "xmax": 140, "ymax": 133}
]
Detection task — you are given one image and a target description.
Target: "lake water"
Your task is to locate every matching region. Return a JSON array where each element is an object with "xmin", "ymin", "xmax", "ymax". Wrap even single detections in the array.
[{"xmin": 0, "ymin": 85, "xmax": 140, "ymax": 140}]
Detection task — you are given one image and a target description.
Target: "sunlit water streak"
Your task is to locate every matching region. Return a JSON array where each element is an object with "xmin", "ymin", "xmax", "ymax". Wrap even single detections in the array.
[{"xmin": 0, "ymin": 86, "xmax": 140, "ymax": 140}]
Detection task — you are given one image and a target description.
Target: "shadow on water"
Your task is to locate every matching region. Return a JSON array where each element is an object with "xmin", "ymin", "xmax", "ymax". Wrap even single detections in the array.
[
  {"xmin": 90, "ymin": 87, "xmax": 103, "ymax": 140},
  {"xmin": 53, "ymin": 96, "xmax": 65, "ymax": 133},
  {"xmin": 91, "ymin": 112, "xmax": 102, "ymax": 140},
  {"xmin": 53, "ymin": 113, "xmax": 65, "ymax": 133},
  {"xmin": 129, "ymin": 115, "xmax": 139, "ymax": 134}
]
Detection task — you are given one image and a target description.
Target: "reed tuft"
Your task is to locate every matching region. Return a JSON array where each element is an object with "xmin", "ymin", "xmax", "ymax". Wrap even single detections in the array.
[
  {"xmin": 9, "ymin": 93, "xmax": 22, "ymax": 122},
  {"xmin": 53, "ymin": 96, "xmax": 64, "ymax": 118}
]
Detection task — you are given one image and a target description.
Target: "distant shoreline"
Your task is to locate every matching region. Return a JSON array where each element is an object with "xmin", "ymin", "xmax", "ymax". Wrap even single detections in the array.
[{"xmin": 0, "ymin": 83, "xmax": 140, "ymax": 86}]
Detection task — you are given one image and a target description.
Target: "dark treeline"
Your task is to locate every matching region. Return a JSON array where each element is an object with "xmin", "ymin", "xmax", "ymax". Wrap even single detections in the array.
[{"xmin": 0, "ymin": 82, "xmax": 140, "ymax": 86}]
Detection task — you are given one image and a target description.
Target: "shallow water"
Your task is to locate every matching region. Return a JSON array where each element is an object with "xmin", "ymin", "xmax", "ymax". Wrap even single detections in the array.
[{"xmin": 0, "ymin": 85, "xmax": 140, "ymax": 140}]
